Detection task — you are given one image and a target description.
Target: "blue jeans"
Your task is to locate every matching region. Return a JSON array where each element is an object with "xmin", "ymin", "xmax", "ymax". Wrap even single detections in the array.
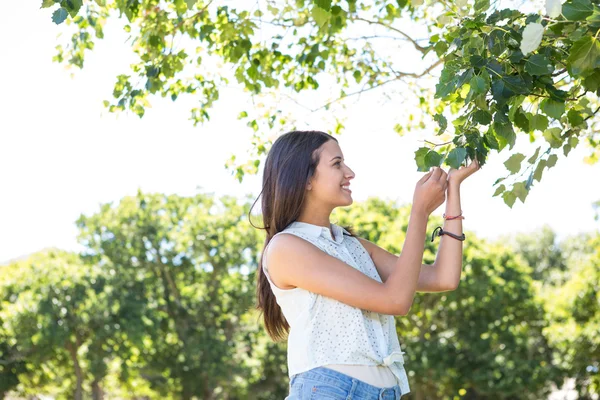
[{"xmin": 285, "ymin": 366, "xmax": 403, "ymax": 400}]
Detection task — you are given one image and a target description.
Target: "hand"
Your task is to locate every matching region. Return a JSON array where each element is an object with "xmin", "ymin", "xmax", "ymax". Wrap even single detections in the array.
[
  {"xmin": 413, "ymin": 167, "xmax": 448, "ymax": 216},
  {"xmin": 447, "ymin": 158, "xmax": 481, "ymax": 186}
]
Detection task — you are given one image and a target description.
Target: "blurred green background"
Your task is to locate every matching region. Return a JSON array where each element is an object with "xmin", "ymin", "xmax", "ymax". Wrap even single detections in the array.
[{"xmin": 1, "ymin": 191, "xmax": 598, "ymax": 399}]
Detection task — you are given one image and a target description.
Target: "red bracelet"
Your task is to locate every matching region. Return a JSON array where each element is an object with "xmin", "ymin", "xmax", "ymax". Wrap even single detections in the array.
[{"xmin": 443, "ymin": 210, "xmax": 465, "ymax": 220}]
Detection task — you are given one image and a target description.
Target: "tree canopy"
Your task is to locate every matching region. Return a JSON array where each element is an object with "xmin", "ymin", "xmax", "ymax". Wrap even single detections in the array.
[
  {"xmin": 41, "ymin": 0, "xmax": 600, "ymax": 208},
  {"xmin": 2, "ymin": 192, "xmax": 598, "ymax": 398}
]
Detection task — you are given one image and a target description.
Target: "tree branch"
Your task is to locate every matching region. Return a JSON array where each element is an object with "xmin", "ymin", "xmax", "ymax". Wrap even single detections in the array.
[
  {"xmin": 350, "ymin": 17, "xmax": 429, "ymax": 54},
  {"xmin": 310, "ymin": 59, "xmax": 444, "ymax": 112}
]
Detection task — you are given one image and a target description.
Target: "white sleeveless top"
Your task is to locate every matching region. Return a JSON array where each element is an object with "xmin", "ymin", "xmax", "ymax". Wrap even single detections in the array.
[{"xmin": 262, "ymin": 220, "xmax": 411, "ymax": 394}]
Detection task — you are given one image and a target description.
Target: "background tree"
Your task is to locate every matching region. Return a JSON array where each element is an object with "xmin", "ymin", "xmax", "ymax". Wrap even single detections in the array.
[
  {"xmin": 536, "ymin": 231, "xmax": 600, "ymax": 398},
  {"xmin": 333, "ymin": 200, "xmax": 568, "ymax": 399},
  {"xmin": 2, "ymin": 193, "xmax": 597, "ymax": 398},
  {"xmin": 497, "ymin": 225, "xmax": 568, "ymax": 282}
]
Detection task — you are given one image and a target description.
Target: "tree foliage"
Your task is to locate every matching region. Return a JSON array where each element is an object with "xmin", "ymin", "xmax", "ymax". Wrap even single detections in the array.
[
  {"xmin": 41, "ymin": 0, "xmax": 600, "ymax": 207},
  {"xmin": 1, "ymin": 192, "xmax": 598, "ymax": 398}
]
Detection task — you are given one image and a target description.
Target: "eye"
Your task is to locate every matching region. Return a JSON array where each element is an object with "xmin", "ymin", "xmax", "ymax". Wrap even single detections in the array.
[{"xmin": 334, "ymin": 161, "xmax": 341, "ymax": 167}]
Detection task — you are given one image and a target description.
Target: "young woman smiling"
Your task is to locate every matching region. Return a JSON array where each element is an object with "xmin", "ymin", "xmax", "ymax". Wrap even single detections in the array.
[{"xmin": 253, "ymin": 130, "xmax": 480, "ymax": 399}]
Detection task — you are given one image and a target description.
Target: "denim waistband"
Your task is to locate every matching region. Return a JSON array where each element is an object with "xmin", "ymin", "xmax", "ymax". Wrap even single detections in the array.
[{"xmin": 293, "ymin": 366, "xmax": 401, "ymax": 399}]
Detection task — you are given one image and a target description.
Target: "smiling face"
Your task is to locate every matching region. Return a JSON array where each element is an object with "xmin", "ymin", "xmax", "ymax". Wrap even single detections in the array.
[{"xmin": 307, "ymin": 139, "xmax": 356, "ymax": 207}]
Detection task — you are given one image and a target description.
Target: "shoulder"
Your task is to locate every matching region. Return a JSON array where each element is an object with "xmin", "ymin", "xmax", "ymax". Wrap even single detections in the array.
[{"xmin": 267, "ymin": 232, "xmax": 314, "ymax": 257}]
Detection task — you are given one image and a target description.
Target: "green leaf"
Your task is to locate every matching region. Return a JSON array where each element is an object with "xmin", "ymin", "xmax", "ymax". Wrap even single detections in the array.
[
  {"xmin": 484, "ymin": 130, "xmax": 499, "ymax": 149},
  {"xmin": 528, "ymin": 146, "xmax": 541, "ymax": 164},
  {"xmin": 569, "ymin": 135, "xmax": 579, "ymax": 147},
  {"xmin": 502, "ymin": 75, "xmax": 530, "ymax": 95},
  {"xmin": 533, "ymin": 159, "xmax": 547, "ymax": 181},
  {"xmin": 434, "ymin": 113, "xmax": 447, "ymax": 135},
  {"xmin": 185, "ymin": 0, "xmax": 196, "ymax": 9},
  {"xmin": 540, "ymin": 98, "xmax": 565, "ymax": 120},
  {"xmin": 530, "ymin": 114, "xmax": 549, "ymax": 131},
  {"xmin": 446, "ymin": 147, "xmax": 467, "ymax": 169},
  {"xmin": 52, "ymin": 7, "xmax": 68, "ymax": 24},
  {"xmin": 314, "ymin": 0, "xmax": 332, "ymax": 10},
  {"xmin": 488, "ymin": 29, "xmax": 507, "ymax": 56},
  {"xmin": 435, "ymin": 78, "xmax": 457, "ymax": 99},
  {"xmin": 493, "ymin": 119, "xmax": 516, "ymax": 150},
  {"xmin": 524, "ymin": 54, "xmax": 554, "ymax": 75},
  {"xmin": 457, "ymin": 69, "xmax": 474, "ymax": 90},
  {"xmin": 473, "ymin": 109, "xmax": 492, "ymax": 125},
  {"xmin": 513, "ymin": 108, "xmax": 530, "ymax": 132},
  {"xmin": 425, "ymin": 150, "xmax": 443, "ymax": 167},
  {"xmin": 474, "ymin": 0, "xmax": 490, "ymax": 14},
  {"xmin": 469, "ymin": 75, "xmax": 487, "ymax": 94},
  {"xmin": 41, "ymin": 0, "xmax": 56, "ymax": 8},
  {"xmin": 543, "ymin": 127, "xmax": 563, "ymax": 148},
  {"xmin": 311, "ymin": 5, "xmax": 331, "ymax": 27},
  {"xmin": 582, "ymin": 69, "xmax": 600, "ymax": 91},
  {"xmin": 502, "ymin": 190, "xmax": 517, "ymax": 208},
  {"xmin": 546, "ymin": 154, "xmax": 558, "ymax": 168},
  {"xmin": 493, "ymin": 184, "xmax": 506, "ymax": 197},
  {"xmin": 63, "ymin": 0, "xmax": 82, "ymax": 17},
  {"xmin": 491, "ymin": 74, "xmax": 529, "ymax": 105},
  {"xmin": 504, "ymin": 153, "xmax": 526, "ymax": 174},
  {"xmin": 586, "ymin": 5, "xmax": 600, "ymax": 27},
  {"xmin": 470, "ymin": 55, "xmax": 487, "ymax": 69},
  {"xmin": 512, "ymin": 181, "xmax": 529, "ymax": 203},
  {"xmin": 567, "ymin": 108, "xmax": 585, "ymax": 126},
  {"xmin": 562, "ymin": 0, "xmax": 593, "ymax": 21},
  {"xmin": 508, "ymin": 49, "xmax": 524, "ymax": 63},
  {"xmin": 174, "ymin": 0, "xmax": 187, "ymax": 15},
  {"xmin": 566, "ymin": 36, "xmax": 600, "ymax": 77},
  {"xmin": 414, "ymin": 147, "xmax": 430, "ymax": 172},
  {"xmin": 544, "ymin": 83, "xmax": 569, "ymax": 102}
]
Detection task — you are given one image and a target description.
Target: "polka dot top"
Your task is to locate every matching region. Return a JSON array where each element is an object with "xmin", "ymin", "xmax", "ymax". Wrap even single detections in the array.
[{"xmin": 262, "ymin": 220, "xmax": 411, "ymax": 395}]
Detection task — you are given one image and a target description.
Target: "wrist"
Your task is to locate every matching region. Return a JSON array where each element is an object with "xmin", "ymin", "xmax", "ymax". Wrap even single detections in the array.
[
  {"xmin": 447, "ymin": 180, "xmax": 461, "ymax": 190},
  {"xmin": 411, "ymin": 205, "xmax": 429, "ymax": 219}
]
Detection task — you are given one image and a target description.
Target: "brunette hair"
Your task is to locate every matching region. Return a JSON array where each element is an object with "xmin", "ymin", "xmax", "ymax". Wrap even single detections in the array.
[{"xmin": 250, "ymin": 130, "xmax": 356, "ymax": 342}]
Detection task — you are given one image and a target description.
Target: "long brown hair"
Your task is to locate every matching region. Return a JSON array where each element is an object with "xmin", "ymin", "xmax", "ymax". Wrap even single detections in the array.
[{"xmin": 250, "ymin": 130, "xmax": 356, "ymax": 342}]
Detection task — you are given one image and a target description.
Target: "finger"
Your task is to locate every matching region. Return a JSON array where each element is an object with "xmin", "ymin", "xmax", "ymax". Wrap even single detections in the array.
[
  {"xmin": 440, "ymin": 168, "xmax": 448, "ymax": 181},
  {"xmin": 419, "ymin": 168, "xmax": 434, "ymax": 183},
  {"xmin": 430, "ymin": 166, "xmax": 442, "ymax": 181}
]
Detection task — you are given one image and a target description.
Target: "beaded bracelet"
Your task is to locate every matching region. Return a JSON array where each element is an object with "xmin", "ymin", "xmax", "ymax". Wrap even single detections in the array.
[
  {"xmin": 431, "ymin": 226, "xmax": 466, "ymax": 242},
  {"xmin": 443, "ymin": 210, "xmax": 465, "ymax": 220}
]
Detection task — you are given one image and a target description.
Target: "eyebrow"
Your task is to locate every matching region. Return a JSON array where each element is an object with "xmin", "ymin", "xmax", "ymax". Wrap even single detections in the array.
[{"xmin": 330, "ymin": 156, "xmax": 343, "ymax": 162}]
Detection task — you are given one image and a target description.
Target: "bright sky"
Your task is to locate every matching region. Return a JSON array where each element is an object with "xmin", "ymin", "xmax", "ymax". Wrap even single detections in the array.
[{"xmin": 1, "ymin": 0, "xmax": 599, "ymax": 264}]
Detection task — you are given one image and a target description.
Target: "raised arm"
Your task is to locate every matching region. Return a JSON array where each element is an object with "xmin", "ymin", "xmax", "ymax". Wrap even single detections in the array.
[
  {"xmin": 433, "ymin": 158, "xmax": 481, "ymax": 287},
  {"xmin": 384, "ymin": 167, "xmax": 448, "ymax": 315}
]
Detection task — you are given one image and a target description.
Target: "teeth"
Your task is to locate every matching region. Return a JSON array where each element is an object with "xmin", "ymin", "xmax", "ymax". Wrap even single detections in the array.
[{"xmin": 342, "ymin": 185, "xmax": 350, "ymax": 189}]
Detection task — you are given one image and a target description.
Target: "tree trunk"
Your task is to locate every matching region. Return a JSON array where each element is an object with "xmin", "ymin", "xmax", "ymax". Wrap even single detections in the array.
[
  {"xmin": 66, "ymin": 341, "xmax": 84, "ymax": 400},
  {"xmin": 92, "ymin": 378, "xmax": 104, "ymax": 400}
]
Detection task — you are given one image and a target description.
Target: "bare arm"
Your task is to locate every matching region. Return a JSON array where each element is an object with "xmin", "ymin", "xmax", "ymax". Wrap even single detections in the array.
[
  {"xmin": 384, "ymin": 207, "xmax": 430, "ymax": 314},
  {"xmin": 384, "ymin": 166, "xmax": 448, "ymax": 314},
  {"xmin": 432, "ymin": 181, "xmax": 463, "ymax": 288}
]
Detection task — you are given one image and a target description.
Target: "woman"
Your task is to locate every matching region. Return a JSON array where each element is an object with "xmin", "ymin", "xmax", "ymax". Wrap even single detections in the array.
[{"xmin": 254, "ymin": 130, "xmax": 480, "ymax": 399}]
